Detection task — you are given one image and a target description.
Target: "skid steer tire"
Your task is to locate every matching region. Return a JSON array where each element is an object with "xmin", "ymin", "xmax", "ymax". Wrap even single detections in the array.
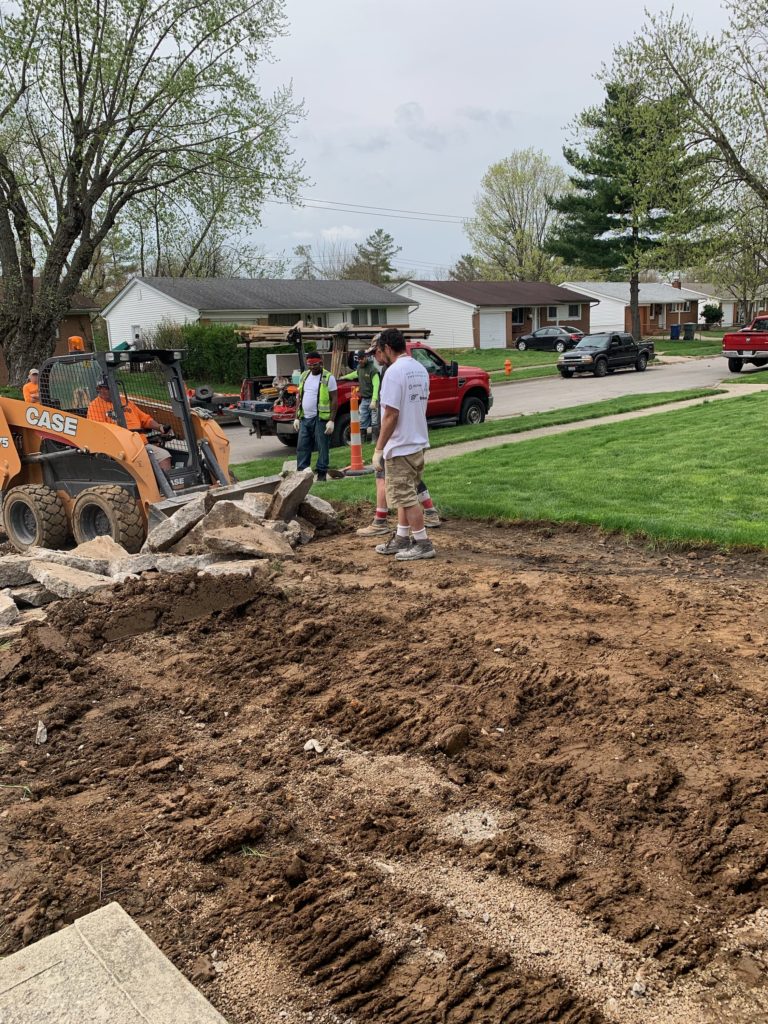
[
  {"xmin": 4, "ymin": 485, "xmax": 69, "ymax": 552},
  {"xmin": 72, "ymin": 486, "xmax": 145, "ymax": 553}
]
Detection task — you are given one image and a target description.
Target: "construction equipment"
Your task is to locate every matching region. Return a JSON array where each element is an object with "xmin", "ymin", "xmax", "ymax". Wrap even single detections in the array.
[{"xmin": 0, "ymin": 346, "xmax": 233, "ymax": 553}]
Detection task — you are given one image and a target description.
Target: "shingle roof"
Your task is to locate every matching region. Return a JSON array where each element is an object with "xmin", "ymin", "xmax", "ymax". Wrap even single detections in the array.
[
  {"xmin": 138, "ymin": 278, "xmax": 406, "ymax": 312},
  {"xmin": 564, "ymin": 282, "xmax": 705, "ymax": 304},
  {"xmin": 404, "ymin": 280, "xmax": 596, "ymax": 306}
]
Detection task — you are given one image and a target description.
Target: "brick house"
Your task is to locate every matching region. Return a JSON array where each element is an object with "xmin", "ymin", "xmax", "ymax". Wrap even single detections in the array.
[{"xmin": 562, "ymin": 281, "xmax": 702, "ymax": 336}]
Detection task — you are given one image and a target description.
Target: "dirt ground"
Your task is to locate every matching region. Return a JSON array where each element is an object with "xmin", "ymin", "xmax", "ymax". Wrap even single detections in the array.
[{"xmin": 2, "ymin": 513, "xmax": 768, "ymax": 1024}]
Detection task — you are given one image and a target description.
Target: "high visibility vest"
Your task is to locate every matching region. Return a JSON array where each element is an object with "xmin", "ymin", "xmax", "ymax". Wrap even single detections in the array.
[{"xmin": 297, "ymin": 369, "xmax": 332, "ymax": 420}]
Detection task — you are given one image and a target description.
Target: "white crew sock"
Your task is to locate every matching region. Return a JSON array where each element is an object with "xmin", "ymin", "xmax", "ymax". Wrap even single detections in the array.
[
  {"xmin": 412, "ymin": 528, "xmax": 428, "ymax": 542},
  {"xmin": 396, "ymin": 525, "xmax": 410, "ymax": 538}
]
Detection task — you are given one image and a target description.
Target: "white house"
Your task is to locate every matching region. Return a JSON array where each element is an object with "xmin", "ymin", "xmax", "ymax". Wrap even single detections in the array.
[
  {"xmin": 683, "ymin": 283, "xmax": 768, "ymax": 326},
  {"xmin": 562, "ymin": 281, "xmax": 704, "ymax": 335},
  {"xmin": 392, "ymin": 280, "xmax": 596, "ymax": 349},
  {"xmin": 101, "ymin": 278, "xmax": 411, "ymax": 348}
]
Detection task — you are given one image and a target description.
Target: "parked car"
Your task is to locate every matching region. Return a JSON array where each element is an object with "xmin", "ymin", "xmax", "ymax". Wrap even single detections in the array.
[
  {"xmin": 557, "ymin": 332, "xmax": 656, "ymax": 377},
  {"xmin": 721, "ymin": 312, "xmax": 768, "ymax": 372},
  {"xmin": 515, "ymin": 326, "xmax": 583, "ymax": 353},
  {"xmin": 562, "ymin": 325, "xmax": 585, "ymax": 340}
]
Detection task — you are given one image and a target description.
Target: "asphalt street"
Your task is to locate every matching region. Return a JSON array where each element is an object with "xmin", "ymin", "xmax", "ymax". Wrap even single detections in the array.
[{"xmin": 225, "ymin": 356, "xmax": 736, "ymax": 464}]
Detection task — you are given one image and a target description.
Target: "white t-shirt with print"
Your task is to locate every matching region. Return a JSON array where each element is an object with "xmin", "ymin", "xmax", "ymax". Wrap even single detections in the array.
[
  {"xmin": 301, "ymin": 371, "xmax": 337, "ymax": 418},
  {"xmin": 380, "ymin": 355, "xmax": 429, "ymax": 458}
]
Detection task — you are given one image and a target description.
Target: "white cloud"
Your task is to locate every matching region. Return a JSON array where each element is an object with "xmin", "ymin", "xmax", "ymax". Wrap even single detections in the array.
[
  {"xmin": 321, "ymin": 225, "xmax": 364, "ymax": 243},
  {"xmin": 291, "ymin": 230, "xmax": 314, "ymax": 241}
]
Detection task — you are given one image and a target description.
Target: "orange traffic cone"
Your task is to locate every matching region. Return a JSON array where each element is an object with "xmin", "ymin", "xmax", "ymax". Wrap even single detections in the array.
[{"xmin": 343, "ymin": 386, "xmax": 374, "ymax": 476}]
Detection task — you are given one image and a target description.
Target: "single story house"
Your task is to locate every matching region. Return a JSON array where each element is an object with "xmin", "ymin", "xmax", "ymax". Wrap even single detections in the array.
[
  {"xmin": 683, "ymin": 283, "xmax": 768, "ymax": 327},
  {"xmin": 562, "ymin": 281, "xmax": 702, "ymax": 336},
  {"xmin": 101, "ymin": 278, "xmax": 411, "ymax": 348},
  {"xmin": 392, "ymin": 280, "xmax": 596, "ymax": 349}
]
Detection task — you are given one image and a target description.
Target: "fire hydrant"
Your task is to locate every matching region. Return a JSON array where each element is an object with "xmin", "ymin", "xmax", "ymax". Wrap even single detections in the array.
[{"xmin": 504, "ymin": 357, "xmax": 512, "ymax": 376}]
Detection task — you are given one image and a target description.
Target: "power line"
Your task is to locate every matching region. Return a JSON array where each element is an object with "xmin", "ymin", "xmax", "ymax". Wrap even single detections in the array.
[
  {"xmin": 298, "ymin": 196, "xmax": 470, "ymax": 220},
  {"xmin": 265, "ymin": 198, "xmax": 466, "ymax": 225}
]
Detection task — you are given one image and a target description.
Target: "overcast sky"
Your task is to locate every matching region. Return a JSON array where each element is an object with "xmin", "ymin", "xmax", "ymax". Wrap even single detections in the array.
[{"xmin": 256, "ymin": 0, "xmax": 730, "ymax": 277}]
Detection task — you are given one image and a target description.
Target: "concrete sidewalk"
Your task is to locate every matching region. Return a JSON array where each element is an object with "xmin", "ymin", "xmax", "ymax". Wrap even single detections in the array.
[
  {"xmin": 0, "ymin": 903, "xmax": 228, "ymax": 1024},
  {"xmin": 425, "ymin": 381, "xmax": 768, "ymax": 466}
]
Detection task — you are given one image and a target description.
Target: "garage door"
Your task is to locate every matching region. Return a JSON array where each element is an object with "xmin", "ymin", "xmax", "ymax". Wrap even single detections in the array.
[{"xmin": 479, "ymin": 312, "xmax": 506, "ymax": 349}]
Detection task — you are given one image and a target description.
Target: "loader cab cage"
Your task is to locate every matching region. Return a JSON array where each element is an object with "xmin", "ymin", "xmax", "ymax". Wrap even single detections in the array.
[{"xmin": 37, "ymin": 349, "xmax": 216, "ymax": 490}]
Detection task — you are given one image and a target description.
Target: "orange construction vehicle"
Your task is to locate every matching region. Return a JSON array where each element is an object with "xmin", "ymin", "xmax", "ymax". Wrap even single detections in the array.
[{"xmin": 0, "ymin": 346, "xmax": 233, "ymax": 552}]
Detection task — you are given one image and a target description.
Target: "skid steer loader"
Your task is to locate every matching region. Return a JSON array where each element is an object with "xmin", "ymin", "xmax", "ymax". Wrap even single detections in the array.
[{"xmin": 0, "ymin": 346, "xmax": 233, "ymax": 553}]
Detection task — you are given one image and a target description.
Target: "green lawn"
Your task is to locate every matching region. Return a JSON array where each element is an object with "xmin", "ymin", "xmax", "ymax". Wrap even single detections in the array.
[
  {"xmin": 317, "ymin": 391, "xmax": 768, "ymax": 548},
  {"xmin": 724, "ymin": 369, "xmax": 768, "ymax": 384},
  {"xmin": 232, "ymin": 387, "xmax": 721, "ymax": 482},
  {"xmin": 441, "ymin": 347, "xmax": 558, "ymax": 370},
  {"xmin": 655, "ymin": 340, "xmax": 723, "ymax": 357},
  {"xmin": 491, "ymin": 365, "xmax": 558, "ymax": 383}
]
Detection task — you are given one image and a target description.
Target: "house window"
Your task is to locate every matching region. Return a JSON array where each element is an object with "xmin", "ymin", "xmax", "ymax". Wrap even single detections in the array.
[
  {"xmin": 547, "ymin": 306, "xmax": 557, "ymax": 319},
  {"xmin": 351, "ymin": 308, "xmax": 367, "ymax": 326},
  {"xmin": 511, "ymin": 308, "xmax": 525, "ymax": 325},
  {"xmin": 568, "ymin": 304, "xmax": 580, "ymax": 318},
  {"xmin": 683, "ymin": 301, "xmax": 690, "ymax": 312},
  {"xmin": 370, "ymin": 308, "xmax": 387, "ymax": 325},
  {"xmin": 267, "ymin": 313, "xmax": 302, "ymax": 326}
]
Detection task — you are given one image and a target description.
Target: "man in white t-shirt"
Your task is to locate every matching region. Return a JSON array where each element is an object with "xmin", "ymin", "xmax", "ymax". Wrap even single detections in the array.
[
  {"xmin": 371, "ymin": 328, "xmax": 435, "ymax": 560},
  {"xmin": 293, "ymin": 352, "xmax": 338, "ymax": 481}
]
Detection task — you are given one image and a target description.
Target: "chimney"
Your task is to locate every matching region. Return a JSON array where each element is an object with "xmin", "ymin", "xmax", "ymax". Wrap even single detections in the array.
[{"xmin": 672, "ymin": 279, "xmax": 682, "ymax": 289}]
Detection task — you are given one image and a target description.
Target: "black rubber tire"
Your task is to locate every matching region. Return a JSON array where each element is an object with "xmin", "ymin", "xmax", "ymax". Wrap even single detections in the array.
[
  {"xmin": 195, "ymin": 385, "xmax": 214, "ymax": 401},
  {"xmin": 516, "ymin": 339, "xmax": 527, "ymax": 351},
  {"xmin": 4, "ymin": 485, "xmax": 69, "ymax": 551},
  {"xmin": 728, "ymin": 358, "xmax": 743, "ymax": 373},
  {"xmin": 72, "ymin": 486, "xmax": 144, "ymax": 553},
  {"xmin": 277, "ymin": 434, "xmax": 298, "ymax": 447},
  {"xmin": 459, "ymin": 396, "xmax": 486, "ymax": 425},
  {"xmin": 607, "ymin": 367, "xmax": 616, "ymax": 374},
  {"xmin": 754, "ymin": 359, "xmax": 768, "ymax": 367},
  {"xmin": 635, "ymin": 354, "xmax": 648, "ymax": 372},
  {"xmin": 555, "ymin": 340, "xmax": 566, "ymax": 353},
  {"xmin": 331, "ymin": 412, "xmax": 351, "ymax": 448},
  {"xmin": 559, "ymin": 369, "xmax": 574, "ymax": 378},
  {"xmin": 594, "ymin": 359, "xmax": 609, "ymax": 377}
]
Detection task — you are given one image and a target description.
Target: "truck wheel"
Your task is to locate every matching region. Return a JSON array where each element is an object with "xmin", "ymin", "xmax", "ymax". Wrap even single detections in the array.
[
  {"xmin": 754, "ymin": 359, "xmax": 768, "ymax": 367},
  {"xmin": 4, "ymin": 485, "xmax": 69, "ymax": 552},
  {"xmin": 459, "ymin": 396, "xmax": 486, "ymax": 425},
  {"xmin": 516, "ymin": 339, "xmax": 527, "ymax": 351},
  {"xmin": 72, "ymin": 486, "xmax": 144, "ymax": 553},
  {"xmin": 195, "ymin": 385, "xmax": 214, "ymax": 401},
  {"xmin": 635, "ymin": 354, "xmax": 648, "ymax": 372},
  {"xmin": 237, "ymin": 415, "xmax": 253, "ymax": 428},
  {"xmin": 277, "ymin": 434, "xmax": 298, "ymax": 447},
  {"xmin": 331, "ymin": 413, "xmax": 351, "ymax": 448},
  {"xmin": 559, "ymin": 368, "xmax": 574, "ymax": 378},
  {"xmin": 555, "ymin": 341, "xmax": 566, "ymax": 353},
  {"xmin": 594, "ymin": 359, "xmax": 608, "ymax": 377},
  {"xmin": 728, "ymin": 358, "xmax": 743, "ymax": 373}
]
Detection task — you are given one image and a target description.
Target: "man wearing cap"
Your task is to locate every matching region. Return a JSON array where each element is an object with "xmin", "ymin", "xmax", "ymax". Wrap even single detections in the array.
[
  {"xmin": 340, "ymin": 348, "xmax": 381, "ymax": 443},
  {"xmin": 293, "ymin": 352, "xmax": 338, "ymax": 482},
  {"xmin": 87, "ymin": 378, "xmax": 172, "ymax": 473},
  {"xmin": 22, "ymin": 369, "xmax": 40, "ymax": 404}
]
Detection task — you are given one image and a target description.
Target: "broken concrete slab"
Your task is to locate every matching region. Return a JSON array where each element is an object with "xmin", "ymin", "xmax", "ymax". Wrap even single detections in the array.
[
  {"xmin": 204, "ymin": 524, "xmax": 295, "ymax": 559},
  {"xmin": 266, "ymin": 469, "xmax": 314, "ymax": 522},
  {"xmin": 203, "ymin": 475, "xmax": 282, "ymax": 512},
  {"xmin": 281, "ymin": 458, "xmax": 298, "ymax": 475},
  {"xmin": 144, "ymin": 493, "xmax": 207, "ymax": 553},
  {"xmin": 197, "ymin": 559, "xmax": 270, "ymax": 579},
  {"xmin": 0, "ymin": 590, "xmax": 20, "ymax": 626},
  {"xmin": 0, "ymin": 901, "xmax": 228, "ymax": 1024},
  {"xmin": 0, "ymin": 609, "xmax": 47, "ymax": 641},
  {"xmin": 11, "ymin": 583, "xmax": 57, "ymax": 608},
  {"xmin": 262, "ymin": 519, "xmax": 302, "ymax": 548},
  {"xmin": 241, "ymin": 491, "xmax": 272, "ymax": 519},
  {"xmin": 25, "ymin": 546, "xmax": 116, "ymax": 577},
  {"xmin": 29, "ymin": 562, "xmax": 113, "ymax": 599},
  {"xmin": 69, "ymin": 536, "xmax": 129, "ymax": 564},
  {"xmin": 298, "ymin": 493, "xmax": 339, "ymax": 528},
  {"xmin": 172, "ymin": 500, "xmax": 277, "ymax": 556},
  {"xmin": 0, "ymin": 555, "xmax": 34, "ymax": 588},
  {"xmin": 111, "ymin": 552, "xmax": 216, "ymax": 581},
  {"xmin": 295, "ymin": 516, "xmax": 316, "ymax": 545}
]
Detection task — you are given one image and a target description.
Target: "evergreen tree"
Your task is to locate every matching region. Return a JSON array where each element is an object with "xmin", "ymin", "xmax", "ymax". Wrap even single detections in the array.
[
  {"xmin": 343, "ymin": 229, "xmax": 401, "ymax": 285},
  {"xmin": 292, "ymin": 244, "xmax": 317, "ymax": 280},
  {"xmin": 549, "ymin": 81, "xmax": 713, "ymax": 339}
]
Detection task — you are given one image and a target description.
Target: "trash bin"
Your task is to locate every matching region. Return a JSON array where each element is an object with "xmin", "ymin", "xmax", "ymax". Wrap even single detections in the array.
[
  {"xmin": 670, "ymin": 324, "xmax": 681, "ymax": 340},
  {"xmin": 683, "ymin": 322, "xmax": 696, "ymax": 341}
]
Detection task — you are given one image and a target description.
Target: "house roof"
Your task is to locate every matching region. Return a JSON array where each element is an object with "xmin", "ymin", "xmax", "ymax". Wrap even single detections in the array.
[
  {"xmin": 564, "ymin": 282, "xmax": 704, "ymax": 305},
  {"xmin": 0, "ymin": 279, "xmax": 100, "ymax": 314},
  {"xmin": 130, "ymin": 277, "xmax": 407, "ymax": 313},
  {"xmin": 400, "ymin": 280, "xmax": 596, "ymax": 307}
]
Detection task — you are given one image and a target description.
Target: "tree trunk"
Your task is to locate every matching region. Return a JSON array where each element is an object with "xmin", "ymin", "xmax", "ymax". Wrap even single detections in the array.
[
  {"xmin": 629, "ymin": 271, "xmax": 641, "ymax": 341},
  {"xmin": 3, "ymin": 322, "xmax": 59, "ymax": 385}
]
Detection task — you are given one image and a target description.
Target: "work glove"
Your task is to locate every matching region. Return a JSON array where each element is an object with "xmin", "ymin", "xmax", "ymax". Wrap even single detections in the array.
[
  {"xmin": 370, "ymin": 401, "xmax": 378, "ymax": 411},
  {"xmin": 293, "ymin": 418, "xmax": 300, "ymax": 432},
  {"xmin": 162, "ymin": 424, "xmax": 172, "ymax": 433},
  {"xmin": 324, "ymin": 419, "xmax": 335, "ymax": 436},
  {"xmin": 372, "ymin": 449, "xmax": 384, "ymax": 471}
]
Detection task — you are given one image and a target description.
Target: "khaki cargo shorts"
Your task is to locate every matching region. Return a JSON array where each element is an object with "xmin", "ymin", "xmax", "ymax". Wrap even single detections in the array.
[{"xmin": 384, "ymin": 451, "xmax": 425, "ymax": 509}]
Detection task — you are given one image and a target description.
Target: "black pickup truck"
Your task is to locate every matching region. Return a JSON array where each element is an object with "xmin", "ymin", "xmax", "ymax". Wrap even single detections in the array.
[{"xmin": 557, "ymin": 332, "xmax": 656, "ymax": 378}]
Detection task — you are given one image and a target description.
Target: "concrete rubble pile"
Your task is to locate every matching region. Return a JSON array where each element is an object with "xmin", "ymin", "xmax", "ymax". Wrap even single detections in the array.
[{"xmin": 0, "ymin": 470, "xmax": 337, "ymax": 639}]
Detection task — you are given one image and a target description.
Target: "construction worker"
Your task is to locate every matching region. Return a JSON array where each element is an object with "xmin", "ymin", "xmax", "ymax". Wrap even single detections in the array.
[
  {"xmin": 87, "ymin": 378, "xmax": 172, "ymax": 472},
  {"xmin": 293, "ymin": 352, "xmax": 338, "ymax": 482},
  {"xmin": 22, "ymin": 369, "xmax": 39, "ymax": 403},
  {"xmin": 340, "ymin": 348, "xmax": 381, "ymax": 443}
]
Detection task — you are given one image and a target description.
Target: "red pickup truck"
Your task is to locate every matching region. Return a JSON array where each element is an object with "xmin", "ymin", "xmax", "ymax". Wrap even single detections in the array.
[
  {"xmin": 722, "ymin": 313, "xmax": 768, "ymax": 372},
  {"xmin": 237, "ymin": 341, "xmax": 493, "ymax": 447}
]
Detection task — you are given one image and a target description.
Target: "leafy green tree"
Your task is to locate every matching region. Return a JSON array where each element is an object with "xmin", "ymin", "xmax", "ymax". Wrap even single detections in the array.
[
  {"xmin": 465, "ymin": 149, "xmax": 569, "ymax": 282},
  {"xmin": 706, "ymin": 195, "xmax": 768, "ymax": 322},
  {"xmin": 548, "ymin": 82, "xmax": 713, "ymax": 339},
  {"xmin": 342, "ymin": 229, "xmax": 401, "ymax": 285},
  {"xmin": 292, "ymin": 244, "xmax": 317, "ymax": 280},
  {"xmin": 0, "ymin": 0, "xmax": 303, "ymax": 380}
]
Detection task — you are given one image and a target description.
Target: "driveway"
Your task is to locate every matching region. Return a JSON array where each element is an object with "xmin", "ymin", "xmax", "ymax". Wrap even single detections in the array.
[{"xmin": 224, "ymin": 357, "xmax": 732, "ymax": 464}]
